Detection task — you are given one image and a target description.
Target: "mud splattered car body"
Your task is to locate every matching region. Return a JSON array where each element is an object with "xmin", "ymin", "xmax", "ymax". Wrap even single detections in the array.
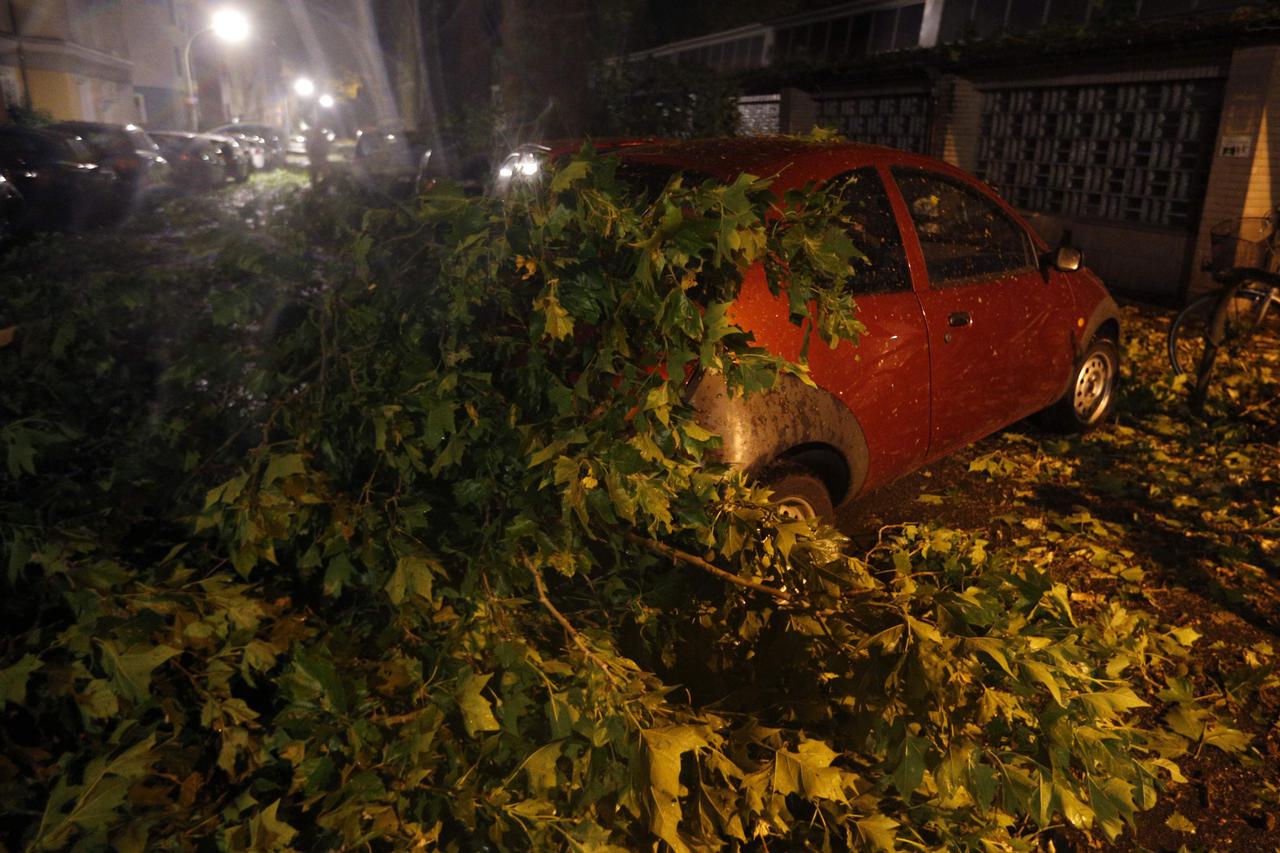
[{"xmin": 508, "ymin": 138, "xmax": 1122, "ymax": 514}]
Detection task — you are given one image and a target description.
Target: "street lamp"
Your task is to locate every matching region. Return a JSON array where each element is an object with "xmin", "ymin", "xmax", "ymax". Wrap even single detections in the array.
[
  {"xmin": 293, "ymin": 77, "xmax": 315, "ymax": 98},
  {"xmin": 317, "ymin": 93, "xmax": 335, "ymax": 110},
  {"xmin": 183, "ymin": 6, "xmax": 250, "ymax": 130}
]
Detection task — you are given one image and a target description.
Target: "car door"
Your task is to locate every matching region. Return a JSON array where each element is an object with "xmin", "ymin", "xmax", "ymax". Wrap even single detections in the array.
[
  {"xmin": 730, "ymin": 166, "xmax": 932, "ymax": 496},
  {"xmin": 889, "ymin": 166, "xmax": 1074, "ymax": 458}
]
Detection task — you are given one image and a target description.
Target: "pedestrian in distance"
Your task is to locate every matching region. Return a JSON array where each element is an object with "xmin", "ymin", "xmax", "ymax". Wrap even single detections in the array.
[{"xmin": 305, "ymin": 126, "xmax": 331, "ymax": 187}]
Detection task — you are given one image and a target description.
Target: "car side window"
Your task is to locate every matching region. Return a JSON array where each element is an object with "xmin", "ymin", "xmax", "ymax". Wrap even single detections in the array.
[
  {"xmin": 833, "ymin": 168, "xmax": 911, "ymax": 295},
  {"xmin": 892, "ymin": 167, "xmax": 1035, "ymax": 286}
]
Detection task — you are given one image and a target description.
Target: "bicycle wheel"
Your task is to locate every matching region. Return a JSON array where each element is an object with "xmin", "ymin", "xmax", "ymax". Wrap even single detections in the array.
[
  {"xmin": 1191, "ymin": 285, "xmax": 1280, "ymax": 407},
  {"xmin": 1170, "ymin": 287, "xmax": 1278, "ymax": 375},
  {"xmin": 1168, "ymin": 292, "xmax": 1218, "ymax": 376}
]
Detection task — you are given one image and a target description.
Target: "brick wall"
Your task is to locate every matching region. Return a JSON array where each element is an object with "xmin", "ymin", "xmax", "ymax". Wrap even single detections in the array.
[
  {"xmin": 1188, "ymin": 45, "xmax": 1280, "ymax": 299},
  {"xmin": 931, "ymin": 75, "xmax": 981, "ymax": 172},
  {"xmin": 771, "ymin": 47, "xmax": 1280, "ymax": 302}
]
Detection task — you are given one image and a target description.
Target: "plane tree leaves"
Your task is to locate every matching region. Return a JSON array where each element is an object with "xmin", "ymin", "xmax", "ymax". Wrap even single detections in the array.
[{"xmin": 1, "ymin": 154, "xmax": 1264, "ymax": 851}]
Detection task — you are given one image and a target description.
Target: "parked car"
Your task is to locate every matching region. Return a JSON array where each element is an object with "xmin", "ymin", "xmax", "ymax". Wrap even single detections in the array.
[
  {"xmin": 288, "ymin": 125, "xmax": 335, "ymax": 156},
  {"xmin": 149, "ymin": 132, "xmax": 228, "ymax": 190},
  {"xmin": 353, "ymin": 127, "xmax": 429, "ymax": 194},
  {"xmin": 49, "ymin": 120, "xmax": 169, "ymax": 210},
  {"xmin": 0, "ymin": 126, "xmax": 121, "ymax": 231},
  {"xmin": 201, "ymin": 133, "xmax": 250, "ymax": 182},
  {"xmin": 209, "ymin": 122, "xmax": 285, "ymax": 168},
  {"xmin": 222, "ymin": 131, "xmax": 268, "ymax": 171},
  {"xmin": 502, "ymin": 138, "xmax": 1122, "ymax": 518}
]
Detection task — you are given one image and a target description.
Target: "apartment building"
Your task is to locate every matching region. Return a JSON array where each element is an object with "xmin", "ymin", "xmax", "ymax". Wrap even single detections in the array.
[
  {"xmin": 632, "ymin": 0, "xmax": 1280, "ymax": 302},
  {"xmin": 0, "ymin": 0, "xmax": 270, "ymax": 130},
  {"xmin": 126, "ymin": 0, "xmax": 197, "ymax": 128},
  {"xmin": 0, "ymin": 0, "xmax": 135, "ymax": 122}
]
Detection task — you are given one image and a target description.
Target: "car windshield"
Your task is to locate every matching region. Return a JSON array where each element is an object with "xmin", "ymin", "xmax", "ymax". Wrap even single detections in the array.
[
  {"xmin": 150, "ymin": 135, "xmax": 189, "ymax": 157},
  {"xmin": 127, "ymin": 129, "xmax": 159, "ymax": 152},
  {"xmin": 62, "ymin": 137, "xmax": 96, "ymax": 163}
]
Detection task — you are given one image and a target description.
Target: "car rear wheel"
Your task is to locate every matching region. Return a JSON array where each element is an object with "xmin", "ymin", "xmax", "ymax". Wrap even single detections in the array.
[
  {"xmin": 1041, "ymin": 337, "xmax": 1119, "ymax": 432},
  {"xmin": 762, "ymin": 466, "xmax": 834, "ymax": 522}
]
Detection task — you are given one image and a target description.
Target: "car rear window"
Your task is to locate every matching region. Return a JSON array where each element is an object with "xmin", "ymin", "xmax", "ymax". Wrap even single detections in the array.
[{"xmin": 832, "ymin": 168, "xmax": 911, "ymax": 296}]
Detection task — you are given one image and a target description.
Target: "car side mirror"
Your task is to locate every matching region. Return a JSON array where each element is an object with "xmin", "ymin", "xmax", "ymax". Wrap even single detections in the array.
[{"xmin": 1050, "ymin": 246, "xmax": 1083, "ymax": 272}]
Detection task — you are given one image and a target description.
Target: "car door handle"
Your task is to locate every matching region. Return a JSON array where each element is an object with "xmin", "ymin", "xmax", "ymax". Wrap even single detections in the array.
[{"xmin": 948, "ymin": 311, "xmax": 972, "ymax": 328}]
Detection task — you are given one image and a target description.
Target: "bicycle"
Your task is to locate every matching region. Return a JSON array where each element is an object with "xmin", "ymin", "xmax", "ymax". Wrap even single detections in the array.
[{"xmin": 1167, "ymin": 209, "xmax": 1280, "ymax": 411}]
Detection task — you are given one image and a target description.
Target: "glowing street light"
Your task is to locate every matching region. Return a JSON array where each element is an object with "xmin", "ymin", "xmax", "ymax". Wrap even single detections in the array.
[
  {"xmin": 293, "ymin": 77, "xmax": 316, "ymax": 98},
  {"xmin": 317, "ymin": 93, "xmax": 335, "ymax": 109},
  {"xmin": 210, "ymin": 7, "xmax": 250, "ymax": 43},
  {"xmin": 183, "ymin": 7, "xmax": 251, "ymax": 130}
]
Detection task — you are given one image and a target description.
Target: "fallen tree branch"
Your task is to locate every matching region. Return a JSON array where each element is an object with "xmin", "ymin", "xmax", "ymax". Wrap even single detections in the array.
[
  {"xmin": 526, "ymin": 558, "xmax": 622, "ymax": 683},
  {"xmin": 625, "ymin": 532, "xmax": 794, "ymax": 603}
]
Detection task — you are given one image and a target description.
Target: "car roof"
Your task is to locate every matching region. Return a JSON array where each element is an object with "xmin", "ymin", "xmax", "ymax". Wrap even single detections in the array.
[
  {"xmin": 549, "ymin": 136, "xmax": 1047, "ymax": 248},
  {"xmin": 529, "ymin": 136, "xmax": 951, "ymax": 187},
  {"xmin": 213, "ymin": 122, "xmax": 278, "ymax": 132},
  {"xmin": 0, "ymin": 125, "xmax": 75, "ymax": 143},
  {"xmin": 612, "ymin": 137, "xmax": 924, "ymax": 181},
  {"xmin": 51, "ymin": 120, "xmax": 114, "ymax": 130}
]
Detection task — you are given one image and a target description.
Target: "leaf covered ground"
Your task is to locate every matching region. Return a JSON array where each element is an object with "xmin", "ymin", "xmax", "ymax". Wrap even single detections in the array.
[
  {"xmin": 0, "ymin": 165, "xmax": 1277, "ymax": 851},
  {"xmin": 842, "ymin": 304, "xmax": 1280, "ymax": 849}
]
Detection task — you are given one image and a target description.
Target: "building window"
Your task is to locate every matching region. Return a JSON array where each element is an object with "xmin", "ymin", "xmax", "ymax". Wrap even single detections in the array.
[
  {"xmin": 738, "ymin": 94, "xmax": 781, "ymax": 136},
  {"xmin": 772, "ymin": 4, "xmax": 923, "ymax": 64},
  {"xmin": 815, "ymin": 92, "xmax": 931, "ymax": 153},
  {"xmin": 1047, "ymin": 0, "xmax": 1091, "ymax": 23},
  {"xmin": 868, "ymin": 9, "xmax": 897, "ymax": 54},
  {"xmin": 977, "ymin": 80, "xmax": 1224, "ymax": 230},
  {"xmin": 894, "ymin": 4, "xmax": 925, "ymax": 49},
  {"xmin": 939, "ymin": 0, "xmax": 1253, "ymax": 41},
  {"xmin": 1007, "ymin": 0, "xmax": 1046, "ymax": 32}
]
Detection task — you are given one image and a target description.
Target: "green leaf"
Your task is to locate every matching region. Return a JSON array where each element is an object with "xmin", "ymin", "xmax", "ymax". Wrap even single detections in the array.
[
  {"xmin": 535, "ymin": 291, "xmax": 574, "ymax": 341},
  {"xmin": 455, "ymin": 669, "xmax": 501, "ymax": 738},
  {"xmin": 856, "ymin": 813, "xmax": 899, "ymax": 852},
  {"xmin": 97, "ymin": 642, "xmax": 180, "ymax": 705},
  {"xmin": 34, "ymin": 735, "xmax": 157, "ymax": 850},
  {"xmin": 0, "ymin": 653, "xmax": 42, "ymax": 707},
  {"xmin": 523, "ymin": 741, "xmax": 562, "ymax": 797},
  {"xmin": 1165, "ymin": 811, "xmax": 1196, "ymax": 833},
  {"xmin": 890, "ymin": 736, "xmax": 927, "ymax": 797},
  {"xmin": 550, "ymin": 159, "xmax": 590, "ymax": 192},
  {"xmin": 1022, "ymin": 659, "xmax": 1065, "ymax": 707},
  {"xmin": 1077, "ymin": 687, "xmax": 1148, "ymax": 719},
  {"xmin": 249, "ymin": 800, "xmax": 299, "ymax": 849},
  {"xmin": 640, "ymin": 726, "xmax": 711, "ymax": 852},
  {"xmin": 386, "ymin": 555, "xmax": 436, "ymax": 604},
  {"xmin": 263, "ymin": 453, "xmax": 306, "ymax": 485}
]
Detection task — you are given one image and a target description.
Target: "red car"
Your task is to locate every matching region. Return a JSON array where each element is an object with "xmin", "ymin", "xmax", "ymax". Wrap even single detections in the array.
[{"xmin": 506, "ymin": 138, "xmax": 1122, "ymax": 518}]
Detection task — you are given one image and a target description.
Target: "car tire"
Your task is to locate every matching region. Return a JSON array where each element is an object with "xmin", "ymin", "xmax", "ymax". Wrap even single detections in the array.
[
  {"xmin": 761, "ymin": 465, "xmax": 834, "ymax": 522},
  {"xmin": 1040, "ymin": 337, "xmax": 1119, "ymax": 433}
]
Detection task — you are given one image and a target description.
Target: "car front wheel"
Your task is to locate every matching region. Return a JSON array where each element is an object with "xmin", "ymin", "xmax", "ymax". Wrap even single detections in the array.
[
  {"xmin": 1041, "ymin": 337, "xmax": 1119, "ymax": 432},
  {"xmin": 762, "ymin": 466, "xmax": 834, "ymax": 522}
]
